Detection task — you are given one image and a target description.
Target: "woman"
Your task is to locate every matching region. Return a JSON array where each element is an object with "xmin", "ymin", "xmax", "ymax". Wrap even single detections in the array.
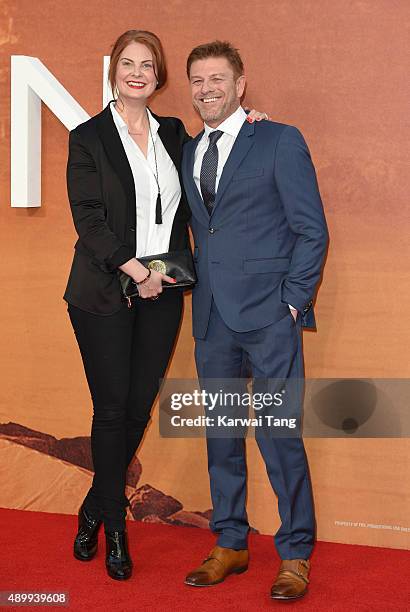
[{"xmin": 65, "ymin": 29, "xmax": 265, "ymax": 581}]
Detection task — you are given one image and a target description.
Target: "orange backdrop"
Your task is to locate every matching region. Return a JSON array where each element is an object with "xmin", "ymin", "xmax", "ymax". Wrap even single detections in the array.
[{"xmin": 0, "ymin": 0, "xmax": 409, "ymax": 549}]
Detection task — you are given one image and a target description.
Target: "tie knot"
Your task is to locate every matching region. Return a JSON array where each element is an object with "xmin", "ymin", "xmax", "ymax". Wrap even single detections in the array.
[{"xmin": 208, "ymin": 130, "xmax": 223, "ymax": 145}]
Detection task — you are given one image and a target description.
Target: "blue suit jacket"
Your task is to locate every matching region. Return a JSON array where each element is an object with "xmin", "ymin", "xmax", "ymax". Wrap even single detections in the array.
[{"xmin": 182, "ymin": 118, "xmax": 329, "ymax": 339}]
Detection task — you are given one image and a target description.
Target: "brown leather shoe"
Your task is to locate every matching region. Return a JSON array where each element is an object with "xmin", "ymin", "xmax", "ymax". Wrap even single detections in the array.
[
  {"xmin": 270, "ymin": 559, "xmax": 310, "ymax": 600},
  {"xmin": 185, "ymin": 546, "xmax": 249, "ymax": 587}
]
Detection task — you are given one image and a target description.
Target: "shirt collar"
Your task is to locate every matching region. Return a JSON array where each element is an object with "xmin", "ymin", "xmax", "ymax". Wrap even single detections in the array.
[
  {"xmin": 110, "ymin": 103, "xmax": 159, "ymax": 137},
  {"xmin": 203, "ymin": 106, "xmax": 247, "ymax": 139}
]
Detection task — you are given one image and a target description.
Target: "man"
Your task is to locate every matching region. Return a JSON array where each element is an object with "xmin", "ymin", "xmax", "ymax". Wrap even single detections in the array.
[{"xmin": 181, "ymin": 41, "xmax": 328, "ymax": 600}]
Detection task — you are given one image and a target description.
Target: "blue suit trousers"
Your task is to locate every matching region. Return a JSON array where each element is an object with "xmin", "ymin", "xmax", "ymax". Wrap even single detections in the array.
[{"xmin": 195, "ymin": 300, "xmax": 315, "ymax": 559}]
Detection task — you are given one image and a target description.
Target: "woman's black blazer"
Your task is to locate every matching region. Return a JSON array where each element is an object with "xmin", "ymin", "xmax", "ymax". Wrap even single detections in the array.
[{"xmin": 64, "ymin": 104, "xmax": 191, "ymax": 315}]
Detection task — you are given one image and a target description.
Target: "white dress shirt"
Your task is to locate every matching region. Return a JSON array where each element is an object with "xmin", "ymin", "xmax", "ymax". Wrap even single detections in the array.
[
  {"xmin": 110, "ymin": 104, "xmax": 181, "ymax": 257},
  {"xmin": 193, "ymin": 105, "xmax": 247, "ymax": 194},
  {"xmin": 193, "ymin": 106, "xmax": 296, "ymax": 313}
]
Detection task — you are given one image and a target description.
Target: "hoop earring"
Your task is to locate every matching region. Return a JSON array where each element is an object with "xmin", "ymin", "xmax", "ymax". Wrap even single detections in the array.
[{"xmin": 115, "ymin": 95, "xmax": 124, "ymax": 111}]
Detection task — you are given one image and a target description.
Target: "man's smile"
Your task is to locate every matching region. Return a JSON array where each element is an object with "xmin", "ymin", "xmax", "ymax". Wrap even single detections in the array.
[{"xmin": 198, "ymin": 96, "xmax": 222, "ymax": 104}]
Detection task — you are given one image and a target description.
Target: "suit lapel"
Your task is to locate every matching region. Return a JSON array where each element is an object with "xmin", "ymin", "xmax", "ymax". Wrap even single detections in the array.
[
  {"xmin": 96, "ymin": 104, "xmax": 135, "ymax": 213},
  {"xmin": 212, "ymin": 119, "xmax": 255, "ymax": 216},
  {"xmin": 152, "ymin": 111, "xmax": 181, "ymax": 172},
  {"xmin": 183, "ymin": 130, "xmax": 209, "ymax": 225}
]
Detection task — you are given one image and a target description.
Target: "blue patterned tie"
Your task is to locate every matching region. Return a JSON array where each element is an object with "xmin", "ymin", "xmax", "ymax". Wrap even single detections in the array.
[{"xmin": 200, "ymin": 130, "xmax": 223, "ymax": 215}]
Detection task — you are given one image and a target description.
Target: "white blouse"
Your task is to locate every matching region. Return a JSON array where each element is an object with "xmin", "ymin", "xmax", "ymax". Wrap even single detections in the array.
[{"xmin": 110, "ymin": 104, "xmax": 181, "ymax": 258}]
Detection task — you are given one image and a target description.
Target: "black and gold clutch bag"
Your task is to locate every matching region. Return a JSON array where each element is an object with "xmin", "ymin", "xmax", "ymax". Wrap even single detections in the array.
[{"xmin": 119, "ymin": 248, "xmax": 197, "ymax": 303}]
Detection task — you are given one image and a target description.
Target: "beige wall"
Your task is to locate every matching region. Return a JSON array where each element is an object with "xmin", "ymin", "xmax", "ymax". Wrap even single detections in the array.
[{"xmin": 0, "ymin": 0, "xmax": 409, "ymax": 548}]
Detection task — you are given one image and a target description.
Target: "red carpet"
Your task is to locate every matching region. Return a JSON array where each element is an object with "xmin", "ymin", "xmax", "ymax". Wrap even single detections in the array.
[{"xmin": 1, "ymin": 508, "xmax": 409, "ymax": 611}]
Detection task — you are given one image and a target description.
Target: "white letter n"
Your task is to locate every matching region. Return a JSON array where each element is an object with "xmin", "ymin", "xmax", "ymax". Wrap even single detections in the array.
[{"xmin": 11, "ymin": 56, "xmax": 90, "ymax": 207}]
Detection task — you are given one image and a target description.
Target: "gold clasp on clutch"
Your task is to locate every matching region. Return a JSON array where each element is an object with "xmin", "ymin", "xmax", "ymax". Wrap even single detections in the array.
[{"xmin": 148, "ymin": 260, "xmax": 167, "ymax": 275}]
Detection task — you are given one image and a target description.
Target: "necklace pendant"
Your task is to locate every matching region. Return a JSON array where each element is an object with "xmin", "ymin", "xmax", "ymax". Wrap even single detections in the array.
[{"xmin": 155, "ymin": 192, "xmax": 162, "ymax": 224}]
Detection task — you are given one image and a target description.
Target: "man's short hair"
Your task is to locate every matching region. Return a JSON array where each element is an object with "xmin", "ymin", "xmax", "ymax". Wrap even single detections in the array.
[{"xmin": 186, "ymin": 40, "xmax": 244, "ymax": 80}]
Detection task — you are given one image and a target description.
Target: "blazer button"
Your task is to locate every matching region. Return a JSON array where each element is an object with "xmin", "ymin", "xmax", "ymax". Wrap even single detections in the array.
[
  {"xmin": 209, "ymin": 227, "xmax": 215, "ymax": 234},
  {"xmin": 129, "ymin": 227, "xmax": 136, "ymax": 232}
]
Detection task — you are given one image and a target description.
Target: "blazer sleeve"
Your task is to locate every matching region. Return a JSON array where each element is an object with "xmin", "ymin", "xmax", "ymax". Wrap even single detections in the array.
[
  {"xmin": 66, "ymin": 128, "xmax": 134, "ymax": 272},
  {"xmin": 274, "ymin": 126, "xmax": 329, "ymax": 314}
]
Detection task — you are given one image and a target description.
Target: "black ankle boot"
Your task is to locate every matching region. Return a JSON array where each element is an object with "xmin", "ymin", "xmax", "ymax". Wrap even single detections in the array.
[
  {"xmin": 73, "ymin": 504, "xmax": 102, "ymax": 561},
  {"xmin": 105, "ymin": 530, "xmax": 133, "ymax": 580}
]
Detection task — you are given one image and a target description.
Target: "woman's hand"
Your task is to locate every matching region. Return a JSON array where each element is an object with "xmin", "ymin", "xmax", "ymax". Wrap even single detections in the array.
[
  {"xmin": 245, "ymin": 108, "xmax": 270, "ymax": 123},
  {"xmin": 119, "ymin": 257, "xmax": 176, "ymax": 300},
  {"xmin": 137, "ymin": 269, "xmax": 176, "ymax": 300}
]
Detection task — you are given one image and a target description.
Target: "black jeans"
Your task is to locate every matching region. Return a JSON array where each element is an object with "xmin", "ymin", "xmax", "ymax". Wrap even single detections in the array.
[{"xmin": 68, "ymin": 290, "xmax": 183, "ymax": 531}]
